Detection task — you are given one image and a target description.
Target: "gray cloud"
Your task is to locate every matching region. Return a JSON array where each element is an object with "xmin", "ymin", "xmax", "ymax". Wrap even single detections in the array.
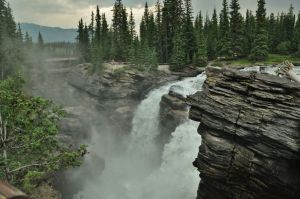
[{"xmin": 7, "ymin": 0, "xmax": 300, "ymax": 28}]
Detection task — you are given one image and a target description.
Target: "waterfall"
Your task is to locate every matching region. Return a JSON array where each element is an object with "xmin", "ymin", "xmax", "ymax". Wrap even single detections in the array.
[{"xmin": 75, "ymin": 73, "xmax": 207, "ymax": 199}]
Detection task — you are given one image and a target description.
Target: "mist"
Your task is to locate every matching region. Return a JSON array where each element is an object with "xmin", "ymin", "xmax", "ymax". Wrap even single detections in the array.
[{"xmin": 24, "ymin": 50, "xmax": 206, "ymax": 199}]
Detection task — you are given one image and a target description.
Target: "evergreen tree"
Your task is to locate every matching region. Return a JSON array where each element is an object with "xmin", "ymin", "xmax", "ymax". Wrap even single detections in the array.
[
  {"xmin": 183, "ymin": 0, "xmax": 196, "ymax": 63},
  {"xmin": 77, "ymin": 19, "xmax": 90, "ymax": 61},
  {"xmin": 219, "ymin": 0, "xmax": 232, "ymax": 58},
  {"xmin": 89, "ymin": 11, "xmax": 95, "ymax": 43},
  {"xmin": 244, "ymin": 10, "xmax": 256, "ymax": 55},
  {"xmin": 293, "ymin": 11, "xmax": 300, "ymax": 53},
  {"xmin": 101, "ymin": 13, "xmax": 110, "ymax": 60},
  {"xmin": 37, "ymin": 32, "xmax": 44, "ymax": 49},
  {"xmin": 195, "ymin": 12, "xmax": 207, "ymax": 66},
  {"xmin": 148, "ymin": 12, "xmax": 156, "ymax": 47},
  {"xmin": 129, "ymin": 9, "xmax": 136, "ymax": 43},
  {"xmin": 230, "ymin": 0, "xmax": 244, "ymax": 57},
  {"xmin": 286, "ymin": 4, "xmax": 295, "ymax": 43},
  {"xmin": 267, "ymin": 13, "xmax": 277, "ymax": 52},
  {"xmin": 171, "ymin": 30, "xmax": 186, "ymax": 70},
  {"xmin": 161, "ymin": 0, "xmax": 184, "ymax": 63},
  {"xmin": 83, "ymin": 24, "xmax": 91, "ymax": 61},
  {"xmin": 140, "ymin": 2, "xmax": 150, "ymax": 46},
  {"xmin": 155, "ymin": 0, "xmax": 164, "ymax": 62},
  {"xmin": 112, "ymin": 0, "xmax": 130, "ymax": 60},
  {"xmin": 250, "ymin": 0, "xmax": 268, "ymax": 61},
  {"xmin": 95, "ymin": 5, "xmax": 101, "ymax": 44},
  {"xmin": 25, "ymin": 32, "xmax": 33, "ymax": 48},
  {"xmin": 207, "ymin": 9, "xmax": 218, "ymax": 60}
]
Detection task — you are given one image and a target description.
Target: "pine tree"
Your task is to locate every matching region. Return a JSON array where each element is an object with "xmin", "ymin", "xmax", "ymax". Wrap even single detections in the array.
[
  {"xmin": 38, "ymin": 32, "xmax": 44, "ymax": 49},
  {"xmin": 207, "ymin": 9, "xmax": 218, "ymax": 60},
  {"xmin": 77, "ymin": 19, "xmax": 90, "ymax": 61},
  {"xmin": 171, "ymin": 30, "xmax": 186, "ymax": 70},
  {"xmin": 140, "ymin": 2, "xmax": 150, "ymax": 45},
  {"xmin": 89, "ymin": 11, "xmax": 95, "ymax": 43},
  {"xmin": 267, "ymin": 13, "xmax": 279, "ymax": 53},
  {"xmin": 219, "ymin": 0, "xmax": 232, "ymax": 58},
  {"xmin": 195, "ymin": 12, "xmax": 207, "ymax": 66},
  {"xmin": 230, "ymin": 0, "xmax": 244, "ymax": 57},
  {"xmin": 286, "ymin": 5, "xmax": 295, "ymax": 43},
  {"xmin": 101, "ymin": 13, "xmax": 110, "ymax": 60},
  {"xmin": 129, "ymin": 9, "xmax": 136, "ymax": 43},
  {"xmin": 293, "ymin": 11, "xmax": 300, "ymax": 53},
  {"xmin": 155, "ymin": 0, "xmax": 164, "ymax": 62},
  {"xmin": 83, "ymin": 24, "xmax": 91, "ymax": 61},
  {"xmin": 183, "ymin": 0, "xmax": 196, "ymax": 63},
  {"xmin": 244, "ymin": 10, "xmax": 256, "ymax": 55},
  {"xmin": 95, "ymin": 5, "xmax": 101, "ymax": 45},
  {"xmin": 25, "ymin": 32, "xmax": 33, "ymax": 48},
  {"xmin": 112, "ymin": 0, "xmax": 130, "ymax": 60},
  {"xmin": 250, "ymin": 0, "xmax": 268, "ymax": 61}
]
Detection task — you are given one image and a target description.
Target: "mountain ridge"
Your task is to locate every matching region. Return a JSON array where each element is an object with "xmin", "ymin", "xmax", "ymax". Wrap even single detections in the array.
[{"xmin": 20, "ymin": 23, "xmax": 77, "ymax": 43}]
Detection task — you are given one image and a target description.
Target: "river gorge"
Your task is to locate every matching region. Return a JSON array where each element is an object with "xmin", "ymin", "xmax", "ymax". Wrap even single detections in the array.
[{"xmin": 24, "ymin": 61, "xmax": 300, "ymax": 199}]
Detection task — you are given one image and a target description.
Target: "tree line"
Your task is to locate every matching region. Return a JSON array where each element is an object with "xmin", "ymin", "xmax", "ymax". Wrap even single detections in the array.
[
  {"xmin": 0, "ymin": 0, "xmax": 23, "ymax": 79},
  {"xmin": 77, "ymin": 0, "xmax": 300, "ymax": 71}
]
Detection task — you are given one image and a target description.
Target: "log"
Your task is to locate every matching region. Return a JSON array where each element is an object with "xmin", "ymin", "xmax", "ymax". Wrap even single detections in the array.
[
  {"xmin": 0, "ymin": 181, "xmax": 29, "ymax": 199},
  {"xmin": 277, "ymin": 60, "xmax": 300, "ymax": 83}
]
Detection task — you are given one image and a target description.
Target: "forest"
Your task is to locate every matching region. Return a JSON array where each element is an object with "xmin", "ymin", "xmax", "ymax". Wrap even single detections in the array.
[
  {"xmin": 0, "ymin": 0, "xmax": 300, "ymax": 197},
  {"xmin": 77, "ymin": 0, "xmax": 300, "ymax": 71}
]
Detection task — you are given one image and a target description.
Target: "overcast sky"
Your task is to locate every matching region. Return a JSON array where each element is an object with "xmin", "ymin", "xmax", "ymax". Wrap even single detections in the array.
[{"xmin": 7, "ymin": 0, "xmax": 300, "ymax": 29}]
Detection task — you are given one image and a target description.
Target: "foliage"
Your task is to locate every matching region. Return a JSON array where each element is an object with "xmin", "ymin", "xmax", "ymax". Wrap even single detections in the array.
[
  {"xmin": 76, "ymin": 0, "xmax": 300, "ymax": 72},
  {"xmin": 171, "ymin": 30, "xmax": 186, "ymax": 70},
  {"xmin": 250, "ymin": 0, "xmax": 268, "ymax": 61},
  {"xmin": 230, "ymin": 0, "xmax": 244, "ymax": 57},
  {"xmin": 0, "ymin": 75, "xmax": 86, "ymax": 191},
  {"xmin": 0, "ymin": 1, "xmax": 23, "ymax": 79}
]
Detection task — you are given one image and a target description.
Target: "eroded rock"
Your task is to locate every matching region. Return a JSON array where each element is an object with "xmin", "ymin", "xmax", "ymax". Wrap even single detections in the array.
[{"xmin": 188, "ymin": 67, "xmax": 300, "ymax": 199}]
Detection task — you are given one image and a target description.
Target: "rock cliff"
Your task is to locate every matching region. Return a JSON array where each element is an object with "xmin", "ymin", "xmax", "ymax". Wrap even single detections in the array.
[
  {"xmin": 67, "ymin": 64, "xmax": 201, "ymax": 133},
  {"xmin": 188, "ymin": 67, "xmax": 300, "ymax": 199}
]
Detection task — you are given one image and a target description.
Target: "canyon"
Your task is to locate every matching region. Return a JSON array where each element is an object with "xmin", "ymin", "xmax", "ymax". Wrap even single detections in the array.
[{"xmin": 25, "ymin": 60, "xmax": 300, "ymax": 199}]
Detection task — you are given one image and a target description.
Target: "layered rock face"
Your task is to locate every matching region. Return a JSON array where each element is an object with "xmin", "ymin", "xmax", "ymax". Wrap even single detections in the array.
[
  {"xmin": 158, "ymin": 85, "xmax": 188, "ymax": 144},
  {"xmin": 188, "ymin": 67, "xmax": 300, "ymax": 199}
]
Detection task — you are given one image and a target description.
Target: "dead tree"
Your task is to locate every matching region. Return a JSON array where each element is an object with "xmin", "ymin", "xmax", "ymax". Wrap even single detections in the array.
[{"xmin": 276, "ymin": 61, "xmax": 300, "ymax": 83}]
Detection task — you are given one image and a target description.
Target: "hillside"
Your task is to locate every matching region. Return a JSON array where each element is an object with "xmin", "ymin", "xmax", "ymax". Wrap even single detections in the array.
[{"xmin": 20, "ymin": 23, "xmax": 77, "ymax": 43}]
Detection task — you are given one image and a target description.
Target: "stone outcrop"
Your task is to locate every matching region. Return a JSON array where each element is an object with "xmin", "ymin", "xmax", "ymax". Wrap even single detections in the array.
[
  {"xmin": 67, "ymin": 64, "xmax": 197, "ymax": 133},
  {"xmin": 188, "ymin": 67, "xmax": 300, "ymax": 199},
  {"xmin": 158, "ymin": 85, "xmax": 188, "ymax": 144}
]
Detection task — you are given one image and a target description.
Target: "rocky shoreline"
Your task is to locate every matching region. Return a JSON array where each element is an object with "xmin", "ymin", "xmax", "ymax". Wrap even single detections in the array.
[{"xmin": 188, "ymin": 67, "xmax": 300, "ymax": 199}]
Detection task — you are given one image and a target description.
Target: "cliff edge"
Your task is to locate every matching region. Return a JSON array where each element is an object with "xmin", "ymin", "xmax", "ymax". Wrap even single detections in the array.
[{"xmin": 188, "ymin": 67, "xmax": 300, "ymax": 199}]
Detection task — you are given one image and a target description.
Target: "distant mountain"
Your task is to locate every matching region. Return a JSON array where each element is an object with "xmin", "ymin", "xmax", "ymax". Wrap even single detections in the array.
[{"xmin": 20, "ymin": 23, "xmax": 77, "ymax": 43}]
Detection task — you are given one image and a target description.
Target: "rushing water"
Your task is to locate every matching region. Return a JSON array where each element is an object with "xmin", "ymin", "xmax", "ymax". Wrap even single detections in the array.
[{"xmin": 74, "ymin": 73, "xmax": 207, "ymax": 199}]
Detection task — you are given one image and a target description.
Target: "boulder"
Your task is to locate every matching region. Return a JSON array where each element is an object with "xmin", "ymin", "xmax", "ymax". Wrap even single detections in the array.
[{"xmin": 188, "ymin": 67, "xmax": 300, "ymax": 199}]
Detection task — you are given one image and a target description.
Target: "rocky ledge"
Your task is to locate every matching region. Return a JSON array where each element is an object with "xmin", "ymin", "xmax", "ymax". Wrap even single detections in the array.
[
  {"xmin": 188, "ymin": 67, "xmax": 300, "ymax": 199},
  {"xmin": 67, "ymin": 64, "xmax": 202, "ymax": 133}
]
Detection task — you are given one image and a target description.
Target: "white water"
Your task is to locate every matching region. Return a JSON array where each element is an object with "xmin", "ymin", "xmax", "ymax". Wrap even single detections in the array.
[{"xmin": 74, "ymin": 73, "xmax": 207, "ymax": 199}]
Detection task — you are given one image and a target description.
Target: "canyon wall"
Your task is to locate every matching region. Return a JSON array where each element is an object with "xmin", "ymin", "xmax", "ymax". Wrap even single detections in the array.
[{"xmin": 188, "ymin": 67, "xmax": 300, "ymax": 199}]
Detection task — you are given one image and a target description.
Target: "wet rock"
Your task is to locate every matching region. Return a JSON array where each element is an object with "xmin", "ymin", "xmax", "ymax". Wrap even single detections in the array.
[
  {"xmin": 188, "ymin": 67, "xmax": 300, "ymax": 199},
  {"xmin": 158, "ymin": 85, "xmax": 188, "ymax": 144},
  {"xmin": 67, "ymin": 64, "xmax": 180, "ymax": 133}
]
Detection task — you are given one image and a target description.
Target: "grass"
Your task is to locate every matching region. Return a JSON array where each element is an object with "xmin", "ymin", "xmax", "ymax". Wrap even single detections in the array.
[{"xmin": 212, "ymin": 54, "xmax": 300, "ymax": 67}]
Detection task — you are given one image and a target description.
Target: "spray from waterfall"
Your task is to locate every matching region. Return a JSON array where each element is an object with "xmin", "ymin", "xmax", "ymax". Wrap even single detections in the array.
[{"xmin": 72, "ymin": 73, "xmax": 207, "ymax": 199}]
